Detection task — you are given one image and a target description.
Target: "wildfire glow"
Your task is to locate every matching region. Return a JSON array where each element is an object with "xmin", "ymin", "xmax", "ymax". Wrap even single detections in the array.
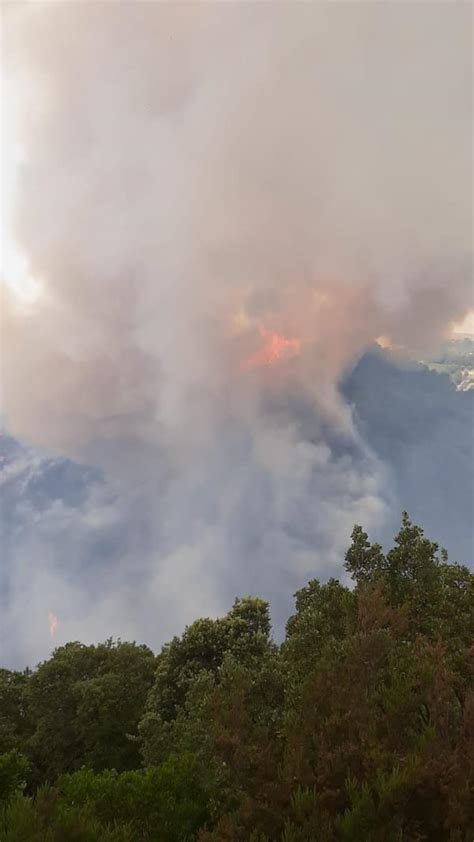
[
  {"xmin": 376, "ymin": 335, "xmax": 403, "ymax": 353},
  {"xmin": 241, "ymin": 324, "xmax": 302, "ymax": 371},
  {"xmin": 375, "ymin": 335, "xmax": 393, "ymax": 350},
  {"xmin": 48, "ymin": 611, "xmax": 58, "ymax": 639}
]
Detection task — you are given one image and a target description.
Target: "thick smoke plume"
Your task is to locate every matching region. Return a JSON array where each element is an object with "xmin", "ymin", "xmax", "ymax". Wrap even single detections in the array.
[{"xmin": 1, "ymin": 2, "xmax": 472, "ymax": 664}]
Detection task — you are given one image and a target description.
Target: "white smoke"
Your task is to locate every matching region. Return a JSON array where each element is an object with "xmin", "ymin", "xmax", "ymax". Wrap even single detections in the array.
[{"xmin": 1, "ymin": 1, "xmax": 471, "ymax": 664}]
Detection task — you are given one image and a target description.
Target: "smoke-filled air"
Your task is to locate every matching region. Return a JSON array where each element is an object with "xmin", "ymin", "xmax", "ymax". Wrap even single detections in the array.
[{"xmin": 1, "ymin": 1, "xmax": 472, "ymax": 667}]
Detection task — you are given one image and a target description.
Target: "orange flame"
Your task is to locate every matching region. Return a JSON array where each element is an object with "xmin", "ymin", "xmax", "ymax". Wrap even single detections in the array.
[
  {"xmin": 48, "ymin": 611, "xmax": 58, "ymax": 639},
  {"xmin": 241, "ymin": 324, "xmax": 302, "ymax": 371}
]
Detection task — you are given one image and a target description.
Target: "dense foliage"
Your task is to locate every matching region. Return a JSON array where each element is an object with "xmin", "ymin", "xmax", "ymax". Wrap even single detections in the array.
[{"xmin": 1, "ymin": 514, "xmax": 472, "ymax": 840}]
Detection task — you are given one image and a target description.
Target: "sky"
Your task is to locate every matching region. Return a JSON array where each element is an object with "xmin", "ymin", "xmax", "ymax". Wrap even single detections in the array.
[{"xmin": 1, "ymin": 1, "xmax": 472, "ymax": 667}]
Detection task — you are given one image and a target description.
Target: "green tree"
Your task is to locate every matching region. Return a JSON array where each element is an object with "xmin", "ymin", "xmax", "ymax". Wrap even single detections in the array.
[
  {"xmin": 0, "ymin": 750, "xmax": 28, "ymax": 806},
  {"xmin": 284, "ymin": 578, "xmax": 357, "ymax": 683},
  {"xmin": 56, "ymin": 753, "xmax": 215, "ymax": 841},
  {"xmin": 200, "ymin": 652, "xmax": 286, "ymax": 840},
  {"xmin": 26, "ymin": 640, "xmax": 156, "ymax": 785},
  {"xmin": 345, "ymin": 512, "xmax": 474, "ymax": 652},
  {"xmin": 1, "ymin": 512, "xmax": 472, "ymax": 841},
  {"xmin": 0, "ymin": 668, "xmax": 32, "ymax": 755},
  {"xmin": 344, "ymin": 525, "xmax": 386, "ymax": 584},
  {"xmin": 0, "ymin": 788, "xmax": 137, "ymax": 841},
  {"xmin": 203, "ymin": 515, "xmax": 473, "ymax": 840},
  {"xmin": 139, "ymin": 597, "xmax": 273, "ymax": 766}
]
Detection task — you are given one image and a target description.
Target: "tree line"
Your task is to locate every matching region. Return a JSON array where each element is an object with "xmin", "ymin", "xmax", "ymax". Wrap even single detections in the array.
[{"xmin": 1, "ymin": 513, "xmax": 473, "ymax": 840}]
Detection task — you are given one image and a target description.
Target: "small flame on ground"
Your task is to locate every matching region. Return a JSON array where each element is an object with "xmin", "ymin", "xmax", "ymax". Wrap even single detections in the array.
[
  {"xmin": 241, "ymin": 323, "xmax": 302, "ymax": 371},
  {"xmin": 376, "ymin": 335, "xmax": 404, "ymax": 353},
  {"xmin": 376, "ymin": 335, "xmax": 393, "ymax": 350},
  {"xmin": 48, "ymin": 611, "xmax": 58, "ymax": 639}
]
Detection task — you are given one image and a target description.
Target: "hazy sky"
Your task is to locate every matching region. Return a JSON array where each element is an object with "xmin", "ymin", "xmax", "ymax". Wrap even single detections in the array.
[{"xmin": 1, "ymin": 1, "xmax": 472, "ymax": 665}]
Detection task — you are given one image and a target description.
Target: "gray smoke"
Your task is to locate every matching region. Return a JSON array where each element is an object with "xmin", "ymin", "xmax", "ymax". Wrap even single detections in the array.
[{"xmin": 1, "ymin": 2, "xmax": 471, "ymax": 665}]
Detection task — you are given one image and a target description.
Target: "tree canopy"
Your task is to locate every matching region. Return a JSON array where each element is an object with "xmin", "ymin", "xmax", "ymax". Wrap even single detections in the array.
[{"xmin": 1, "ymin": 513, "xmax": 472, "ymax": 840}]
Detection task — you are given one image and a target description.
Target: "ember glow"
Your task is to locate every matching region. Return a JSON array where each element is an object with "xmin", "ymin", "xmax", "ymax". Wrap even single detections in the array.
[
  {"xmin": 241, "ymin": 325, "xmax": 302, "ymax": 372},
  {"xmin": 48, "ymin": 612, "xmax": 58, "ymax": 639}
]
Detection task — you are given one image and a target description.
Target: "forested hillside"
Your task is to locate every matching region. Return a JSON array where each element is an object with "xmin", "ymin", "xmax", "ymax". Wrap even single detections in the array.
[{"xmin": 1, "ymin": 514, "xmax": 473, "ymax": 841}]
